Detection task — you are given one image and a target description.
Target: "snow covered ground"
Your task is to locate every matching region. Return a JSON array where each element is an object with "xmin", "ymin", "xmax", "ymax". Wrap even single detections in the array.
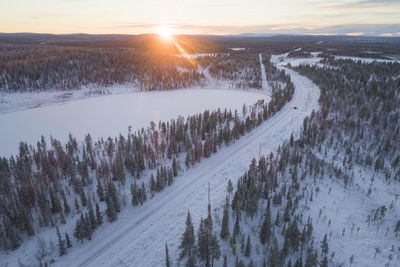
[
  {"xmin": 335, "ymin": 55, "xmax": 399, "ymax": 63},
  {"xmin": 259, "ymin": 53, "xmax": 272, "ymax": 96},
  {"xmin": 0, "ymin": 84, "xmax": 140, "ymax": 114},
  {"xmin": 305, "ymin": 156, "xmax": 400, "ymax": 267},
  {"xmin": 0, "ymin": 89, "xmax": 268, "ymax": 157},
  {"xmin": 39, "ymin": 63, "xmax": 319, "ymax": 267},
  {"xmin": 272, "ymin": 52, "xmax": 322, "ymax": 67}
]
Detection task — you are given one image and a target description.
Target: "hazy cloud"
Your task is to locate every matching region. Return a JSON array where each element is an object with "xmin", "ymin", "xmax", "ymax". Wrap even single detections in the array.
[{"xmin": 113, "ymin": 22, "xmax": 400, "ymax": 36}]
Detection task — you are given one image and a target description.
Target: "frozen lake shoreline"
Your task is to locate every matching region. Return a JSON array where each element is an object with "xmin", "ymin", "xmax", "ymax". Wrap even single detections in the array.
[{"xmin": 0, "ymin": 88, "xmax": 269, "ymax": 157}]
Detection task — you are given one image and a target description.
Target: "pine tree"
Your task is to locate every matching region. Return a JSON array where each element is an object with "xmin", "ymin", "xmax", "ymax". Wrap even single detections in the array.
[
  {"xmin": 197, "ymin": 204, "xmax": 221, "ymax": 266},
  {"xmin": 74, "ymin": 214, "xmax": 84, "ymax": 243},
  {"xmin": 84, "ymin": 212, "xmax": 93, "ymax": 240},
  {"xmin": 210, "ymin": 233, "xmax": 221, "ymax": 266},
  {"xmin": 62, "ymin": 191, "xmax": 70, "ymax": 214},
  {"xmin": 394, "ymin": 220, "xmax": 400, "ymax": 237},
  {"xmin": 96, "ymin": 202, "xmax": 103, "ymax": 225},
  {"xmin": 321, "ymin": 234, "xmax": 328, "ymax": 255},
  {"xmin": 150, "ymin": 174, "xmax": 156, "ymax": 192},
  {"xmin": 97, "ymin": 181, "xmax": 105, "ymax": 202},
  {"xmin": 227, "ymin": 180, "xmax": 233, "ymax": 198},
  {"xmin": 56, "ymin": 226, "xmax": 66, "ymax": 256},
  {"xmin": 197, "ymin": 219, "xmax": 209, "ymax": 266},
  {"xmin": 233, "ymin": 209, "xmax": 240, "ymax": 237},
  {"xmin": 220, "ymin": 196, "xmax": 230, "ymax": 239},
  {"xmin": 245, "ymin": 235, "xmax": 251, "ymax": 257},
  {"xmin": 320, "ymin": 256, "xmax": 328, "ymax": 267},
  {"xmin": 131, "ymin": 182, "xmax": 140, "ymax": 206},
  {"xmin": 165, "ymin": 243, "xmax": 171, "ymax": 267},
  {"xmin": 260, "ymin": 200, "xmax": 272, "ymax": 244},
  {"xmin": 179, "ymin": 211, "xmax": 195, "ymax": 259},
  {"xmin": 88, "ymin": 200, "xmax": 96, "ymax": 230},
  {"xmin": 186, "ymin": 253, "xmax": 197, "ymax": 267},
  {"xmin": 172, "ymin": 157, "xmax": 178, "ymax": 177},
  {"xmin": 65, "ymin": 232, "xmax": 72, "ymax": 248},
  {"xmin": 106, "ymin": 197, "xmax": 117, "ymax": 222},
  {"xmin": 50, "ymin": 189, "xmax": 62, "ymax": 214}
]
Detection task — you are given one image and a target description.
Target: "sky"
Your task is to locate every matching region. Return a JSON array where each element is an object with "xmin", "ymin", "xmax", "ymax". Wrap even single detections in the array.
[{"xmin": 0, "ymin": 0, "xmax": 399, "ymax": 36}]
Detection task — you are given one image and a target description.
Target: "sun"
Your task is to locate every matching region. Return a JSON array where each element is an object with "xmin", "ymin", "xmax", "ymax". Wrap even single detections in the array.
[{"xmin": 156, "ymin": 26, "xmax": 173, "ymax": 40}]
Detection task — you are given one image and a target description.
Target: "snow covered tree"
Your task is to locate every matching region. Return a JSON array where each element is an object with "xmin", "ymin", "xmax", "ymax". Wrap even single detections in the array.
[
  {"xmin": 244, "ymin": 235, "xmax": 251, "ymax": 257},
  {"xmin": 220, "ymin": 196, "xmax": 230, "ymax": 239},
  {"xmin": 179, "ymin": 211, "xmax": 196, "ymax": 260},
  {"xmin": 96, "ymin": 202, "xmax": 103, "ymax": 225},
  {"xmin": 165, "ymin": 243, "xmax": 171, "ymax": 267},
  {"xmin": 56, "ymin": 226, "xmax": 66, "ymax": 256},
  {"xmin": 260, "ymin": 200, "xmax": 272, "ymax": 244}
]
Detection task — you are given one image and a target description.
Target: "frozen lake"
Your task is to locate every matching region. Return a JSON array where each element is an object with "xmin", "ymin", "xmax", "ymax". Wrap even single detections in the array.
[{"xmin": 0, "ymin": 89, "xmax": 268, "ymax": 157}]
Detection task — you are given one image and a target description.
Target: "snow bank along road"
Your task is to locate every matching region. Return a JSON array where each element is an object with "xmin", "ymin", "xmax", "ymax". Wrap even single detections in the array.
[{"xmin": 57, "ymin": 68, "xmax": 320, "ymax": 267}]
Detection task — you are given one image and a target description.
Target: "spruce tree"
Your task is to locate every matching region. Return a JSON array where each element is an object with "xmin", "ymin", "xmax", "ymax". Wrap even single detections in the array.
[
  {"xmin": 88, "ymin": 200, "xmax": 96, "ymax": 230},
  {"xmin": 56, "ymin": 226, "xmax": 66, "ymax": 256},
  {"xmin": 233, "ymin": 209, "xmax": 240, "ymax": 237},
  {"xmin": 106, "ymin": 197, "xmax": 117, "ymax": 222},
  {"xmin": 65, "ymin": 232, "xmax": 72, "ymax": 248},
  {"xmin": 260, "ymin": 200, "xmax": 272, "ymax": 244},
  {"xmin": 179, "ymin": 211, "xmax": 195, "ymax": 259},
  {"xmin": 172, "ymin": 157, "xmax": 178, "ymax": 177},
  {"xmin": 165, "ymin": 243, "xmax": 171, "ymax": 267},
  {"xmin": 244, "ymin": 235, "xmax": 251, "ymax": 257},
  {"xmin": 96, "ymin": 202, "xmax": 103, "ymax": 225},
  {"xmin": 220, "ymin": 196, "xmax": 230, "ymax": 239},
  {"xmin": 186, "ymin": 253, "xmax": 197, "ymax": 267},
  {"xmin": 321, "ymin": 234, "xmax": 328, "ymax": 255}
]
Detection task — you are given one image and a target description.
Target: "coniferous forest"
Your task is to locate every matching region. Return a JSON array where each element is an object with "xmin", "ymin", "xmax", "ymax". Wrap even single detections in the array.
[{"xmin": 172, "ymin": 58, "xmax": 400, "ymax": 266}]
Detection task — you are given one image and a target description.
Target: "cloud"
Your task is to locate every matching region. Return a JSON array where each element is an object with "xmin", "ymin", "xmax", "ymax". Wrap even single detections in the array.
[
  {"xmin": 315, "ymin": 0, "xmax": 400, "ymax": 10},
  {"xmin": 346, "ymin": 32, "xmax": 365, "ymax": 36},
  {"xmin": 112, "ymin": 22, "xmax": 400, "ymax": 36},
  {"xmin": 380, "ymin": 33, "xmax": 394, "ymax": 36}
]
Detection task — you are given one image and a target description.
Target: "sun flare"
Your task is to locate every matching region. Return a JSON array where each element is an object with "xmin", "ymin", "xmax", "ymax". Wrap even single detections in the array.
[{"xmin": 156, "ymin": 26, "xmax": 172, "ymax": 39}]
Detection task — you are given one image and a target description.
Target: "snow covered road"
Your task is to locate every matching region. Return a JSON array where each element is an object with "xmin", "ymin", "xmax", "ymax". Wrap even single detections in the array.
[{"xmin": 56, "ymin": 68, "xmax": 320, "ymax": 267}]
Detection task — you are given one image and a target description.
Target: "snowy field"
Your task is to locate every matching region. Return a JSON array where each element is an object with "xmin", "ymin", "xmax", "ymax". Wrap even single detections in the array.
[
  {"xmin": 0, "ymin": 84, "xmax": 140, "ymax": 114},
  {"xmin": 0, "ymin": 89, "xmax": 268, "ymax": 157}
]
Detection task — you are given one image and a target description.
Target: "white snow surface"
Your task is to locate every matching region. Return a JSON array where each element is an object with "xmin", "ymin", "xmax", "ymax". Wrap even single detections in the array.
[
  {"xmin": 259, "ymin": 53, "xmax": 272, "ymax": 96},
  {"xmin": 335, "ymin": 55, "xmax": 399, "ymax": 63},
  {"xmin": 0, "ymin": 89, "xmax": 268, "ymax": 157},
  {"xmin": 42, "ymin": 66, "xmax": 319, "ymax": 267}
]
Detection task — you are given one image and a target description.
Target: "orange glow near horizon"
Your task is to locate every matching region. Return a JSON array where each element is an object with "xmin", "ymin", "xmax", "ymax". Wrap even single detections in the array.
[
  {"xmin": 155, "ymin": 25, "xmax": 197, "ymax": 66},
  {"xmin": 156, "ymin": 26, "xmax": 173, "ymax": 40},
  {"xmin": 173, "ymin": 41, "xmax": 196, "ymax": 66}
]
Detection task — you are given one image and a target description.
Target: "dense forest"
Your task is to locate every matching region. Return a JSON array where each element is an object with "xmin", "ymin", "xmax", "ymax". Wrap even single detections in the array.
[
  {"xmin": 0, "ymin": 45, "xmax": 203, "ymax": 91},
  {"xmin": 170, "ymin": 59, "xmax": 400, "ymax": 266},
  {"xmin": 197, "ymin": 53, "xmax": 262, "ymax": 89},
  {"xmin": 0, "ymin": 45, "xmax": 272, "ymax": 92}
]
